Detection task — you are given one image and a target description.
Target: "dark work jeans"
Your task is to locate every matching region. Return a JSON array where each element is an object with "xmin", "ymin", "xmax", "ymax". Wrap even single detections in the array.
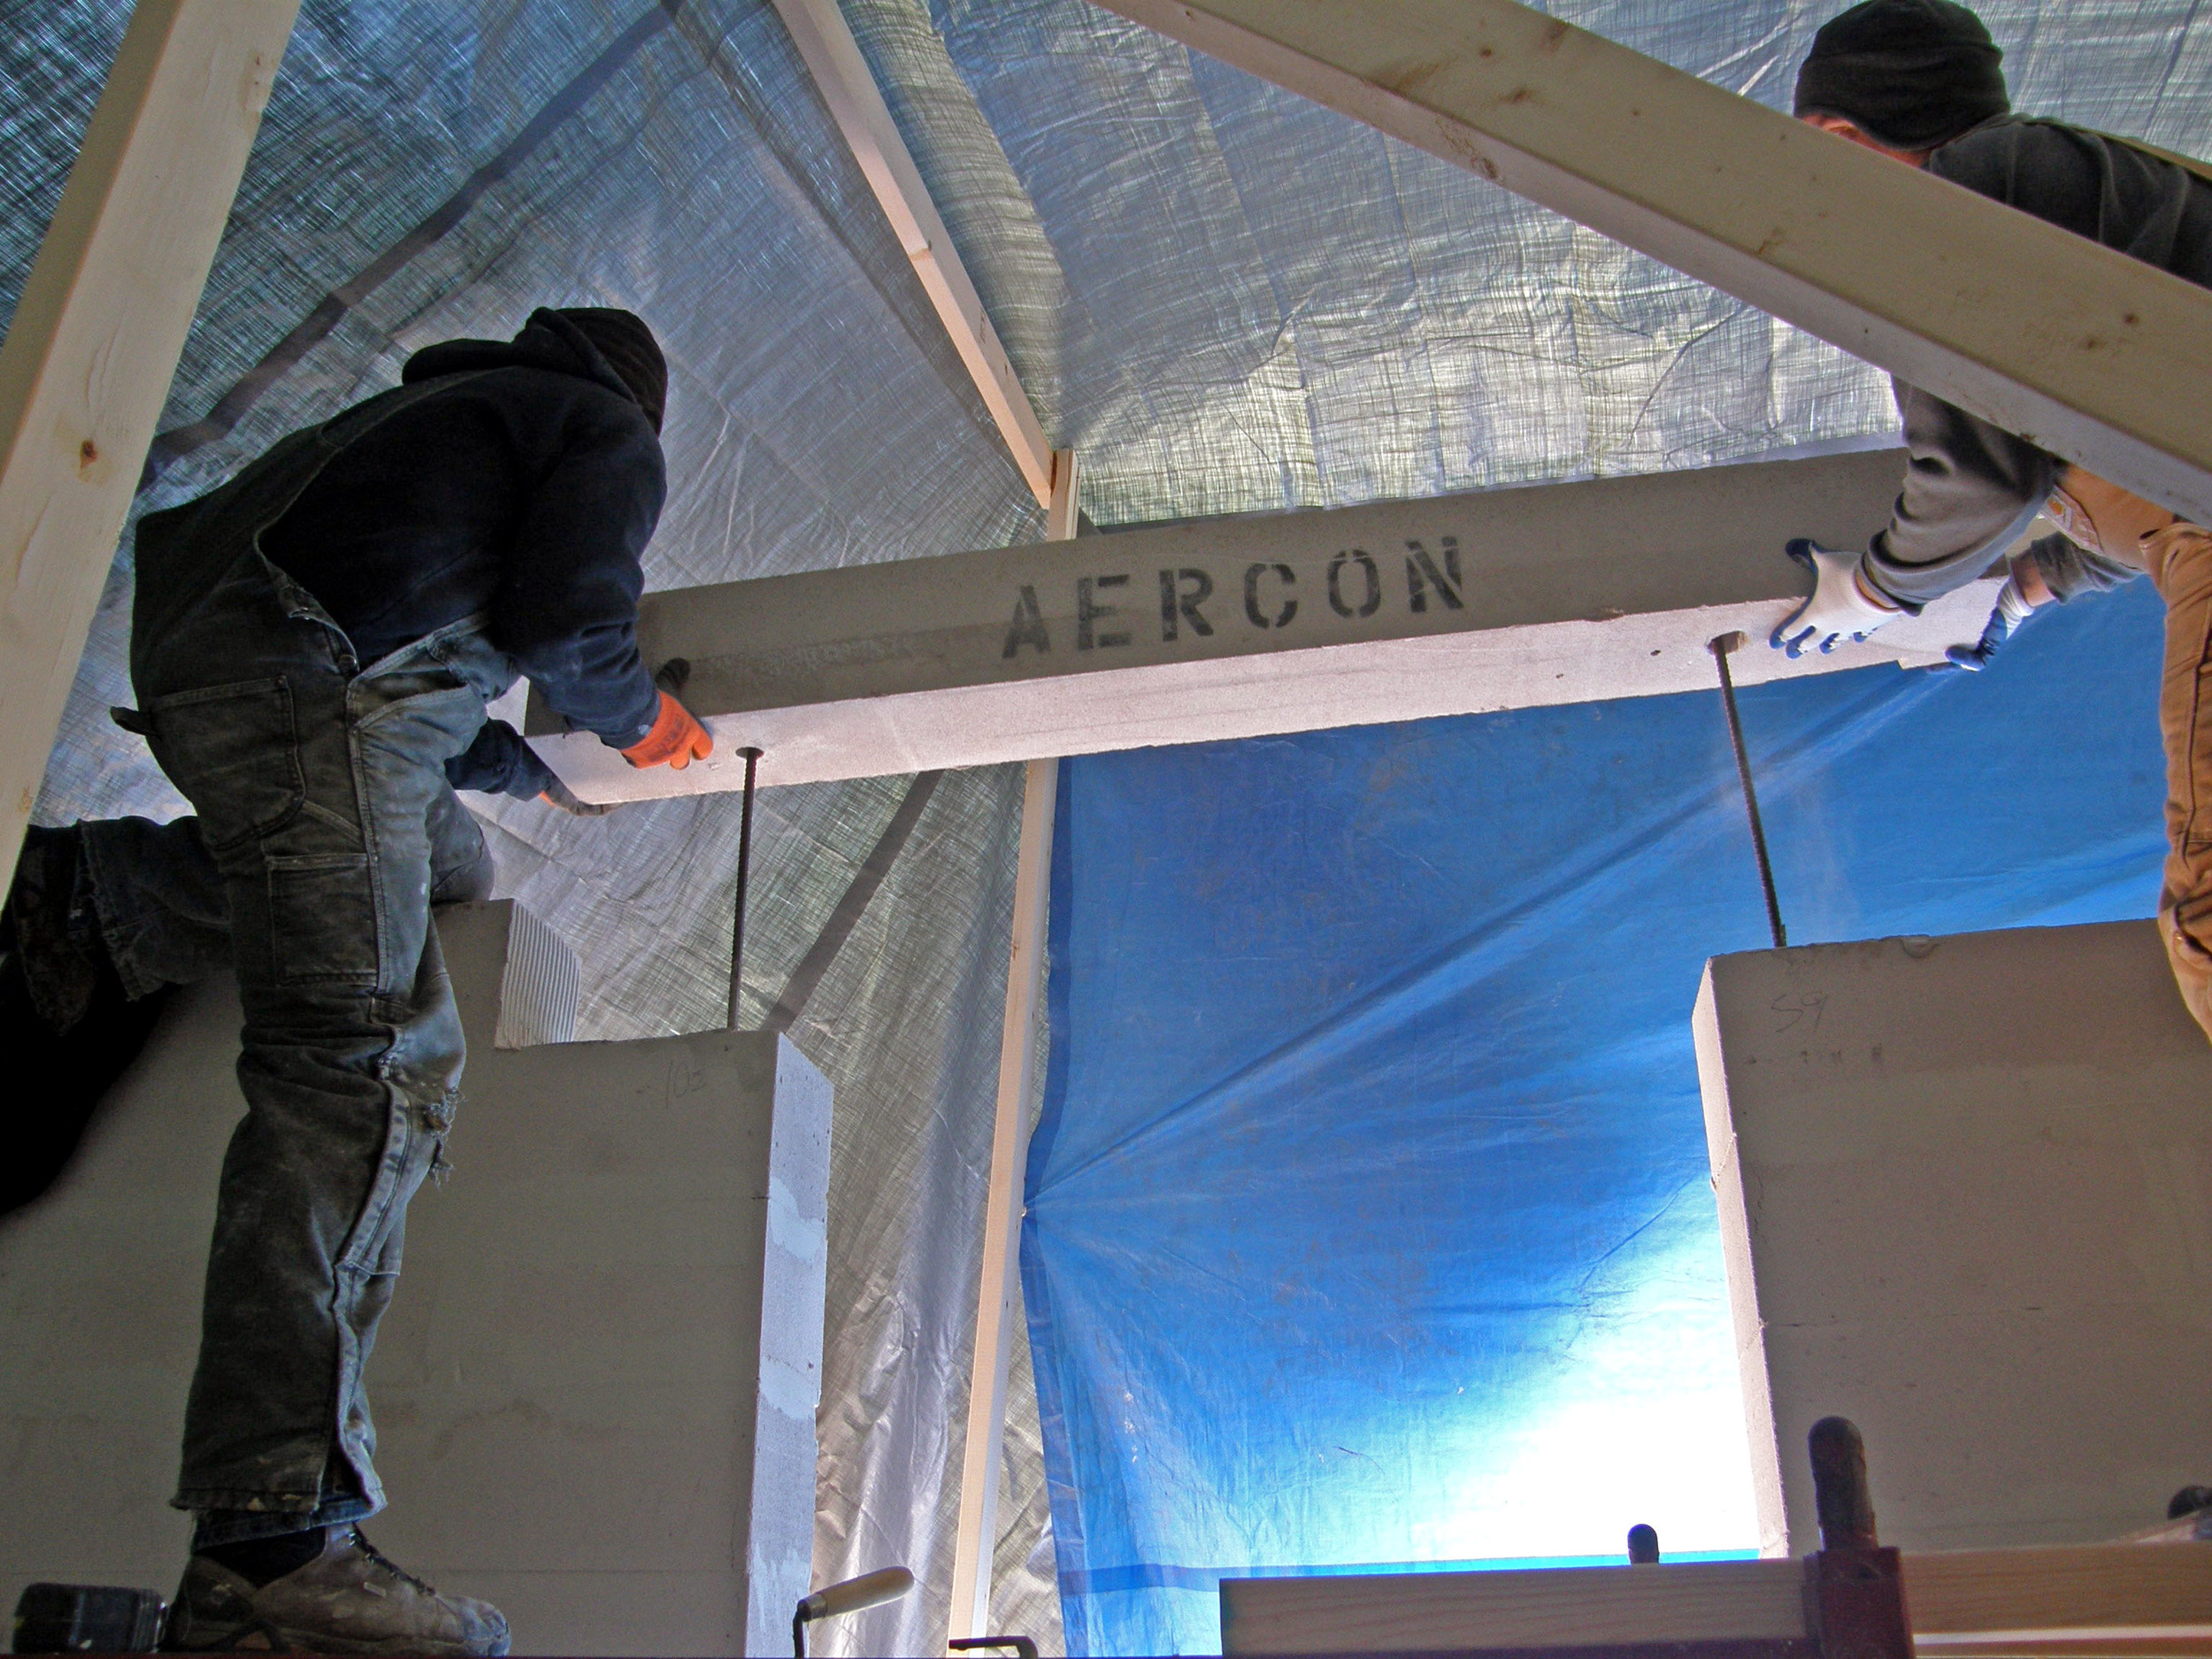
[
  {"xmin": 108, "ymin": 572, "xmax": 516, "ymax": 1544},
  {"xmin": 81, "ymin": 794, "xmax": 494, "ymax": 1002}
]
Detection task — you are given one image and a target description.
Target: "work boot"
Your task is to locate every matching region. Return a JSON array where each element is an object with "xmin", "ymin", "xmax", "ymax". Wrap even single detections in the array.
[
  {"xmin": 1, "ymin": 826, "xmax": 173, "ymax": 1217},
  {"xmin": 7, "ymin": 824, "xmax": 100, "ymax": 1030},
  {"xmin": 164, "ymin": 1527, "xmax": 511, "ymax": 1655}
]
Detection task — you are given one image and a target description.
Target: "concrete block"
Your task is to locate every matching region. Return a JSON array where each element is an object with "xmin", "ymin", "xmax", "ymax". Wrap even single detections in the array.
[
  {"xmin": 526, "ymin": 449, "xmax": 2001, "ymax": 801},
  {"xmin": 1694, "ymin": 921, "xmax": 2212, "ymax": 1558},
  {"xmin": 0, "ymin": 901, "xmax": 830, "ymax": 1656}
]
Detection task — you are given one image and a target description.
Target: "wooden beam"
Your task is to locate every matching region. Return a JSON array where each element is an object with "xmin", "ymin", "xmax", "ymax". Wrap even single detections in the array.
[
  {"xmin": 1045, "ymin": 449, "xmax": 1079, "ymax": 546},
  {"xmin": 1217, "ymin": 1543, "xmax": 2212, "ymax": 1655},
  {"xmin": 1218, "ymin": 1557, "xmax": 1811, "ymax": 1653},
  {"xmin": 524, "ymin": 449, "xmax": 2001, "ymax": 801},
  {"xmin": 1909, "ymin": 1542, "xmax": 2212, "ymax": 1647},
  {"xmin": 947, "ymin": 451, "xmax": 1075, "ymax": 1641},
  {"xmin": 0, "ymin": 0, "xmax": 297, "ymax": 881},
  {"xmin": 1085, "ymin": 0, "xmax": 2212, "ymax": 526},
  {"xmin": 771, "ymin": 0, "xmax": 1056, "ymax": 506}
]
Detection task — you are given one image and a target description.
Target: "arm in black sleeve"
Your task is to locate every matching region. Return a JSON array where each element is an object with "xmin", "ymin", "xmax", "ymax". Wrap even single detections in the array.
[
  {"xmin": 1866, "ymin": 116, "xmax": 2212, "ymax": 611},
  {"xmin": 446, "ymin": 719, "xmax": 557, "ymax": 799},
  {"xmin": 494, "ymin": 396, "xmax": 666, "ymax": 746},
  {"xmin": 1861, "ymin": 380, "xmax": 2052, "ymax": 611},
  {"xmin": 2024, "ymin": 530, "xmax": 2142, "ymax": 603},
  {"xmin": 1859, "ymin": 118, "xmax": 2200, "ymax": 611}
]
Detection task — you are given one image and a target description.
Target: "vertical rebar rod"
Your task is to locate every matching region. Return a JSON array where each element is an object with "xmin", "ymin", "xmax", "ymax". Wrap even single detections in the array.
[
  {"xmin": 728, "ymin": 745, "xmax": 764, "ymax": 1032},
  {"xmin": 1709, "ymin": 633, "xmax": 1786, "ymax": 949}
]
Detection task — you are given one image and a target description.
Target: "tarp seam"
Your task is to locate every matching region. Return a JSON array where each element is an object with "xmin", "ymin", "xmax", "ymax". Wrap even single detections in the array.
[
  {"xmin": 139, "ymin": 1, "xmax": 682, "ymax": 490},
  {"xmin": 765, "ymin": 768, "xmax": 945, "ymax": 1032}
]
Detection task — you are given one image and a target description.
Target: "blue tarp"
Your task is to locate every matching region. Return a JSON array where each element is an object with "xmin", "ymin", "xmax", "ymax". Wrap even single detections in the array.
[{"xmin": 1023, "ymin": 579, "xmax": 2169, "ymax": 1655}]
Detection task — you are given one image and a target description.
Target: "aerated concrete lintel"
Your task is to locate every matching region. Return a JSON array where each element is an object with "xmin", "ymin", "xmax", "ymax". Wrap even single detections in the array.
[
  {"xmin": 526, "ymin": 448, "xmax": 2001, "ymax": 802},
  {"xmin": 1694, "ymin": 921, "xmax": 2212, "ymax": 1559}
]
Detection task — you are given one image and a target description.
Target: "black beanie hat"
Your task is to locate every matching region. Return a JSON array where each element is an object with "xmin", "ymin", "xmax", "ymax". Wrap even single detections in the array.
[
  {"xmin": 541, "ymin": 306, "xmax": 667, "ymax": 433},
  {"xmin": 1794, "ymin": 0, "xmax": 2008, "ymax": 151}
]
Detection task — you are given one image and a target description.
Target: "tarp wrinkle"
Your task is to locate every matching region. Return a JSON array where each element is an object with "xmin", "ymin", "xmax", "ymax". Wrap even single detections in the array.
[
  {"xmin": 6, "ymin": 2, "xmax": 2206, "ymax": 1655},
  {"xmin": 1027, "ymin": 588, "xmax": 2165, "ymax": 1653}
]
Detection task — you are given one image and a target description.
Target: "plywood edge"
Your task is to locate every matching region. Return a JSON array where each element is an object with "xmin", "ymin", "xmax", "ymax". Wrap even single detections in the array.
[
  {"xmin": 1219, "ymin": 1558, "xmax": 1807, "ymax": 1653},
  {"xmin": 1215, "ymin": 1546, "xmax": 2212, "ymax": 1655},
  {"xmin": 1905, "ymin": 1542, "xmax": 2212, "ymax": 1637}
]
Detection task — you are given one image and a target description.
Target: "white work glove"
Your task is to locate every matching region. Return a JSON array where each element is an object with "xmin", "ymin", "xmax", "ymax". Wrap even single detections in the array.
[
  {"xmin": 1770, "ymin": 539, "xmax": 1898, "ymax": 659},
  {"xmin": 1940, "ymin": 575, "xmax": 2039, "ymax": 672}
]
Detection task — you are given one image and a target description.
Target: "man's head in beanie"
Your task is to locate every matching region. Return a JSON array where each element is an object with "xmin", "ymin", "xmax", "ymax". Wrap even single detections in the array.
[
  {"xmin": 539, "ymin": 307, "xmax": 668, "ymax": 433},
  {"xmin": 1794, "ymin": 0, "xmax": 2008, "ymax": 157}
]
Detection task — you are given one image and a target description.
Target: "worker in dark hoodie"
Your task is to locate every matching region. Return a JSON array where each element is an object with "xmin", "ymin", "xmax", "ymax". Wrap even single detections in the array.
[
  {"xmin": 1768, "ymin": 0, "xmax": 2212, "ymax": 1041},
  {"xmin": 0, "ymin": 306, "xmax": 708, "ymax": 1655}
]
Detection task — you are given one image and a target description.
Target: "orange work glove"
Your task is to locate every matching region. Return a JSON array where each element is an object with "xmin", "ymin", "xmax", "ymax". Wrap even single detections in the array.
[{"xmin": 621, "ymin": 690, "xmax": 713, "ymax": 770}]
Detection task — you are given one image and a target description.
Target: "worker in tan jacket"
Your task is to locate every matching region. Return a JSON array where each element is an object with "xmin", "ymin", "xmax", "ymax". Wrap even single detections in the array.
[{"xmin": 1770, "ymin": 0, "xmax": 2212, "ymax": 1040}]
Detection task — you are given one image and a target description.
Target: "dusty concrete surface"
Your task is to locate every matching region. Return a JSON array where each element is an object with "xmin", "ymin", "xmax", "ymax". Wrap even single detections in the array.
[
  {"xmin": 0, "ymin": 900, "xmax": 830, "ymax": 1657},
  {"xmin": 528, "ymin": 449, "xmax": 2001, "ymax": 801},
  {"xmin": 1694, "ymin": 921, "xmax": 2212, "ymax": 1557}
]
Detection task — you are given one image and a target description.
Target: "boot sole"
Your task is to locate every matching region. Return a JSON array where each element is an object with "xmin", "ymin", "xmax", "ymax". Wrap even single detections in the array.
[
  {"xmin": 166, "ymin": 1622, "xmax": 509, "ymax": 1656},
  {"xmin": 265, "ymin": 1627, "xmax": 510, "ymax": 1657}
]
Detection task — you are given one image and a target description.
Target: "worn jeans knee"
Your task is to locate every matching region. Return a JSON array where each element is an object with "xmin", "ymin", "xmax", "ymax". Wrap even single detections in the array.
[
  {"xmin": 146, "ymin": 601, "xmax": 513, "ymax": 1523},
  {"xmin": 427, "ymin": 787, "xmax": 495, "ymax": 905},
  {"xmin": 75, "ymin": 789, "xmax": 495, "ymax": 997},
  {"xmin": 75, "ymin": 815, "xmax": 231, "ymax": 998}
]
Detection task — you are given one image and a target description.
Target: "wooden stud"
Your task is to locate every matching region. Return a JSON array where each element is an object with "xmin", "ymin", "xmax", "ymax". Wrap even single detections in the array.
[
  {"xmin": 1909, "ymin": 1541, "xmax": 2212, "ymax": 1646},
  {"xmin": 1218, "ymin": 1558, "xmax": 1810, "ymax": 1653},
  {"xmin": 771, "ymin": 0, "xmax": 1057, "ymax": 507},
  {"xmin": 1217, "ymin": 1542, "xmax": 2212, "ymax": 1655},
  {"xmin": 1087, "ymin": 0, "xmax": 2212, "ymax": 525},
  {"xmin": 947, "ymin": 450, "xmax": 1076, "ymax": 1641},
  {"xmin": 0, "ymin": 0, "xmax": 298, "ymax": 881}
]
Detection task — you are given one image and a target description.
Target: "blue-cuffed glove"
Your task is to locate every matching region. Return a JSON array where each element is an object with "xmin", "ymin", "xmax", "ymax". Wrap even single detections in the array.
[
  {"xmin": 1771, "ymin": 539, "xmax": 1898, "ymax": 659},
  {"xmin": 1940, "ymin": 576, "xmax": 2038, "ymax": 672}
]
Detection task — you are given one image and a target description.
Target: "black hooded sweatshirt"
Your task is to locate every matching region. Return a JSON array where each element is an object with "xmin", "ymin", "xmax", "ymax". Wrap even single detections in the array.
[{"xmin": 257, "ymin": 315, "xmax": 665, "ymax": 795}]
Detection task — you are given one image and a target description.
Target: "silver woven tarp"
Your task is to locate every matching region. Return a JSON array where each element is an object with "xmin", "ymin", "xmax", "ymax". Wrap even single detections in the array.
[
  {"xmin": 826, "ymin": 4, "xmax": 2212, "ymax": 1640},
  {"xmin": 11, "ymin": 0, "xmax": 2212, "ymax": 1653},
  {"xmin": 893, "ymin": 0, "xmax": 2212, "ymax": 529},
  {"xmin": 7, "ymin": 4, "xmax": 1038, "ymax": 1654}
]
